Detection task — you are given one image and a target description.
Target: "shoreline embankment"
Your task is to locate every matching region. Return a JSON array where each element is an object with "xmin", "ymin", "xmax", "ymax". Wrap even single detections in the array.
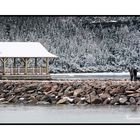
[{"xmin": 0, "ymin": 79, "xmax": 140, "ymax": 105}]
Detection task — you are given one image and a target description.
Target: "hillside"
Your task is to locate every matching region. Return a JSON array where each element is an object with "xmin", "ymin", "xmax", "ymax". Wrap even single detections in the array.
[{"xmin": 0, "ymin": 16, "xmax": 140, "ymax": 73}]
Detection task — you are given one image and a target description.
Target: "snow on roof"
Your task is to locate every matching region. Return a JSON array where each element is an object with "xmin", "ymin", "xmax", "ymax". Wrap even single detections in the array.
[{"xmin": 0, "ymin": 42, "xmax": 57, "ymax": 58}]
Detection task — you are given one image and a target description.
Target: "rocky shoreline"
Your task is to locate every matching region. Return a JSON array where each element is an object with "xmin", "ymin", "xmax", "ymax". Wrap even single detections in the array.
[{"xmin": 0, "ymin": 79, "xmax": 140, "ymax": 105}]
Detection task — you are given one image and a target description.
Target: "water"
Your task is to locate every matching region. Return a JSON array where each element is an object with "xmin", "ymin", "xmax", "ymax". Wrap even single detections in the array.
[{"xmin": 0, "ymin": 105, "xmax": 140, "ymax": 123}]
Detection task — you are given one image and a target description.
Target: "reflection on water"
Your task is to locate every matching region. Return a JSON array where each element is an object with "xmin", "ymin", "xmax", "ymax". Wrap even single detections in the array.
[{"xmin": 0, "ymin": 104, "xmax": 140, "ymax": 123}]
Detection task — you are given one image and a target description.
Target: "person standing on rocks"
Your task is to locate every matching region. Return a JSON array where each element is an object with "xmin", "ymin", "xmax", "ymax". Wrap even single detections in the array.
[
  {"xmin": 128, "ymin": 67, "xmax": 140, "ymax": 81},
  {"xmin": 133, "ymin": 68, "xmax": 137, "ymax": 81},
  {"xmin": 128, "ymin": 67, "xmax": 134, "ymax": 81}
]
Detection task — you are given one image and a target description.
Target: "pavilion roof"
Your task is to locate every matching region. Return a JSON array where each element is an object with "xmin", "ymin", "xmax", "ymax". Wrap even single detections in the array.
[{"xmin": 0, "ymin": 42, "xmax": 57, "ymax": 58}]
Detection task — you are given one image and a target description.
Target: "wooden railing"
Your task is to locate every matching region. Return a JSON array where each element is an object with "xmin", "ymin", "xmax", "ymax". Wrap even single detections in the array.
[{"xmin": 3, "ymin": 67, "xmax": 48, "ymax": 75}]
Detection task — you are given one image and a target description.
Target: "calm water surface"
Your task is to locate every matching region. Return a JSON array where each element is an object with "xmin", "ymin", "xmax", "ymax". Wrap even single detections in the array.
[{"xmin": 0, "ymin": 105, "xmax": 140, "ymax": 123}]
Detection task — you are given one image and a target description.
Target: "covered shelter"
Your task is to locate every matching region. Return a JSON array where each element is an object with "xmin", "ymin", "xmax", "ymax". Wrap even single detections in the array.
[{"xmin": 0, "ymin": 42, "xmax": 57, "ymax": 80}]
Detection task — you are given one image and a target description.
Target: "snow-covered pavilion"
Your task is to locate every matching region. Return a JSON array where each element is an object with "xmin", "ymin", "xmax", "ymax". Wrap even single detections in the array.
[{"xmin": 0, "ymin": 42, "xmax": 57, "ymax": 79}]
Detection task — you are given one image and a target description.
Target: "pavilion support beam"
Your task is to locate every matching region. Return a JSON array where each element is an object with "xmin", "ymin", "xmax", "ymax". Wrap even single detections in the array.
[
  {"xmin": 2, "ymin": 58, "xmax": 6, "ymax": 75},
  {"xmin": 45, "ymin": 58, "xmax": 49, "ymax": 75},
  {"xmin": 13, "ymin": 58, "xmax": 16, "ymax": 75},
  {"xmin": 0, "ymin": 58, "xmax": 7, "ymax": 75},
  {"xmin": 23, "ymin": 58, "xmax": 28, "ymax": 75},
  {"xmin": 24, "ymin": 58, "xmax": 28, "ymax": 75},
  {"xmin": 3, "ymin": 64, "xmax": 5, "ymax": 75},
  {"xmin": 35, "ymin": 58, "xmax": 37, "ymax": 74}
]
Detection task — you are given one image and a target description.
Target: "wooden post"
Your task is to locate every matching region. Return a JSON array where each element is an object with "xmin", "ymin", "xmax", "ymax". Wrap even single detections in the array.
[
  {"xmin": 45, "ymin": 58, "xmax": 49, "ymax": 74},
  {"xmin": 0, "ymin": 58, "xmax": 8, "ymax": 75},
  {"xmin": 11, "ymin": 67, "xmax": 13, "ymax": 75},
  {"xmin": 0, "ymin": 59, "xmax": 1, "ymax": 75},
  {"xmin": 39, "ymin": 67, "xmax": 41, "ymax": 75},
  {"xmin": 24, "ymin": 58, "xmax": 28, "ymax": 75},
  {"xmin": 33, "ymin": 67, "xmax": 34, "ymax": 75},
  {"xmin": 0, "ymin": 59, "xmax": 2, "ymax": 75},
  {"xmin": 2, "ymin": 58, "xmax": 6, "ymax": 75},
  {"xmin": 35, "ymin": 58, "xmax": 37, "ymax": 75},
  {"xmin": 13, "ymin": 58, "xmax": 16, "ymax": 75}
]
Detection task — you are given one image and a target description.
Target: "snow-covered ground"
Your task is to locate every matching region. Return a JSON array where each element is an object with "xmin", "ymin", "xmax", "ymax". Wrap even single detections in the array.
[
  {"xmin": 50, "ymin": 72, "xmax": 131, "ymax": 76},
  {"xmin": 50, "ymin": 72, "xmax": 137, "ymax": 80}
]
